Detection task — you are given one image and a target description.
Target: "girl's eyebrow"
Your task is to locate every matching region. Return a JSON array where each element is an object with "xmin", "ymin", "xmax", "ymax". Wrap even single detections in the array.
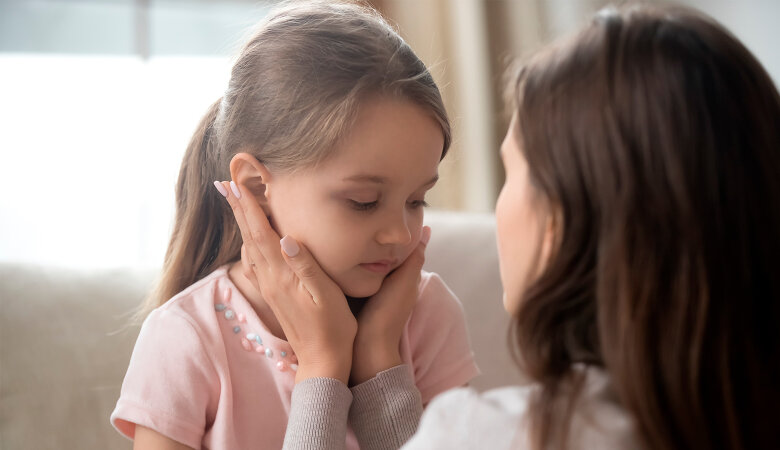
[
  {"xmin": 343, "ymin": 174, "xmax": 387, "ymax": 184},
  {"xmin": 343, "ymin": 174, "xmax": 439, "ymax": 188}
]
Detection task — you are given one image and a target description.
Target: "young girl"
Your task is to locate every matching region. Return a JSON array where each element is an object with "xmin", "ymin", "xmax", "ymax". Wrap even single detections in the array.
[
  {"xmin": 256, "ymin": 3, "xmax": 780, "ymax": 450},
  {"xmin": 110, "ymin": 2, "xmax": 479, "ymax": 449}
]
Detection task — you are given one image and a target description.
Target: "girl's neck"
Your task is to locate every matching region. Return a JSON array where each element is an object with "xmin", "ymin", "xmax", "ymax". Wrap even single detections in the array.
[{"xmin": 226, "ymin": 260, "xmax": 286, "ymax": 340}]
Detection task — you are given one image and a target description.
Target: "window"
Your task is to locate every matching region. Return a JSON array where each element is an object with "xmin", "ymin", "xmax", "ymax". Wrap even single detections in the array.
[{"xmin": 0, "ymin": 1, "xmax": 270, "ymax": 269}]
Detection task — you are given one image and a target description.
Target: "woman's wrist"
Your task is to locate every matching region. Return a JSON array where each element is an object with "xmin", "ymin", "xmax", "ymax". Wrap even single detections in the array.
[
  {"xmin": 350, "ymin": 338, "xmax": 402, "ymax": 385},
  {"xmin": 295, "ymin": 353, "xmax": 353, "ymax": 385}
]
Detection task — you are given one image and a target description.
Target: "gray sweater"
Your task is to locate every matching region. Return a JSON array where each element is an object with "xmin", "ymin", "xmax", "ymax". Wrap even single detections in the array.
[{"xmin": 283, "ymin": 365, "xmax": 638, "ymax": 450}]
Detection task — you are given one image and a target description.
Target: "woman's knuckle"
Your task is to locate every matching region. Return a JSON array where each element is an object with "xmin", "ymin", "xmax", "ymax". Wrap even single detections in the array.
[
  {"xmin": 298, "ymin": 264, "xmax": 318, "ymax": 279},
  {"xmin": 249, "ymin": 228, "xmax": 264, "ymax": 243}
]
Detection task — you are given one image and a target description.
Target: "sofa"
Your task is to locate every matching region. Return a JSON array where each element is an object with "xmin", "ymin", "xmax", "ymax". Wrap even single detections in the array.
[{"xmin": 0, "ymin": 210, "xmax": 520, "ymax": 449}]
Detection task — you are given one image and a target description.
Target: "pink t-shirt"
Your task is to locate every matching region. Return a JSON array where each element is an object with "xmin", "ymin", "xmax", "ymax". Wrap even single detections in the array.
[{"xmin": 111, "ymin": 265, "xmax": 479, "ymax": 449}]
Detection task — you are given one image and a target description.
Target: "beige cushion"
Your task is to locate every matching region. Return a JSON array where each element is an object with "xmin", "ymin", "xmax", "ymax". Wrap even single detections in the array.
[
  {"xmin": 1, "ymin": 265, "xmax": 152, "ymax": 449},
  {"xmin": 422, "ymin": 211, "xmax": 520, "ymax": 392},
  {"xmin": 0, "ymin": 210, "xmax": 518, "ymax": 450}
]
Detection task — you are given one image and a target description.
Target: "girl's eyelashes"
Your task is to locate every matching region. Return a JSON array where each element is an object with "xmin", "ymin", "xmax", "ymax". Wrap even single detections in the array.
[
  {"xmin": 347, "ymin": 198, "xmax": 429, "ymax": 212},
  {"xmin": 348, "ymin": 199, "xmax": 379, "ymax": 211}
]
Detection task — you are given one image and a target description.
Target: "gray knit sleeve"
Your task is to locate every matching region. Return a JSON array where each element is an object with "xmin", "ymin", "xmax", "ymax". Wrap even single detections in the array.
[
  {"xmin": 283, "ymin": 377, "xmax": 353, "ymax": 450},
  {"xmin": 348, "ymin": 365, "xmax": 423, "ymax": 450}
]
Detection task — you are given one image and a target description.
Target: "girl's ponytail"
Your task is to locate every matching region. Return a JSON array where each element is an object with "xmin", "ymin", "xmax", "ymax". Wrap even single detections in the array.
[{"xmin": 140, "ymin": 99, "xmax": 242, "ymax": 318}]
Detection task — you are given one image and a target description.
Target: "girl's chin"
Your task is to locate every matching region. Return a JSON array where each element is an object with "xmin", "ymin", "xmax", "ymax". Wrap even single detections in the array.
[{"xmin": 339, "ymin": 279, "xmax": 383, "ymax": 299}]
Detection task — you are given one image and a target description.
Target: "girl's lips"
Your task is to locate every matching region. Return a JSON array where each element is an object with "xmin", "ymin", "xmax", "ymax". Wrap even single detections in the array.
[{"xmin": 360, "ymin": 260, "xmax": 397, "ymax": 274}]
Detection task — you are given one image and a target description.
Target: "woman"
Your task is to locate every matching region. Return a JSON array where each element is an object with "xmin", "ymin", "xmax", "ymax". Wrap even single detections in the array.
[{"xmin": 227, "ymin": 3, "xmax": 780, "ymax": 449}]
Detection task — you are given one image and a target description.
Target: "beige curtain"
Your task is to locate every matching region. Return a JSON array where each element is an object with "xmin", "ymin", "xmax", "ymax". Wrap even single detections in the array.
[{"xmin": 370, "ymin": 0, "xmax": 610, "ymax": 212}]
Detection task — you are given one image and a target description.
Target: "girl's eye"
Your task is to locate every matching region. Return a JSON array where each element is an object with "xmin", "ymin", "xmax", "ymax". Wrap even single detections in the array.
[
  {"xmin": 348, "ymin": 200, "xmax": 379, "ymax": 211},
  {"xmin": 408, "ymin": 200, "xmax": 429, "ymax": 209}
]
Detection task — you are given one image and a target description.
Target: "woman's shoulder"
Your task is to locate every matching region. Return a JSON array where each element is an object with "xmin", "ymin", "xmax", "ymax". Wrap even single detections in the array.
[
  {"xmin": 404, "ymin": 384, "xmax": 534, "ymax": 449},
  {"xmin": 406, "ymin": 367, "xmax": 638, "ymax": 450},
  {"xmin": 434, "ymin": 384, "xmax": 534, "ymax": 421},
  {"xmin": 567, "ymin": 365, "xmax": 639, "ymax": 449}
]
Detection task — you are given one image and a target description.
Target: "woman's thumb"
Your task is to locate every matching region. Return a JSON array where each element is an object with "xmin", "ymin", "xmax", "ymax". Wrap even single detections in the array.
[
  {"xmin": 387, "ymin": 226, "xmax": 431, "ymax": 282},
  {"xmin": 280, "ymin": 235, "xmax": 330, "ymax": 295}
]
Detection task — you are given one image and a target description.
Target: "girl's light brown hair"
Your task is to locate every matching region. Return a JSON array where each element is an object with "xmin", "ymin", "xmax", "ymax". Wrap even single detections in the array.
[
  {"xmin": 510, "ymin": 4, "xmax": 780, "ymax": 449},
  {"xmin": 143, "ymin": 1, "xmax": 450, "ymax": 317}
]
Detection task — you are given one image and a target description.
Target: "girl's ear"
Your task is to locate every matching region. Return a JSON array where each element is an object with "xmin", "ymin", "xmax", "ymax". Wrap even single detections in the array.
[{"xmin": 229, "ymin": 152, "xmax": 273, "ymax": 213}]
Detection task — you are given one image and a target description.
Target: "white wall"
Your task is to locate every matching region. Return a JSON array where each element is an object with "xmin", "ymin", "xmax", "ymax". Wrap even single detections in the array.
[
  {"xmin": 0, "ymin": 0, "xmax": 777, "ymax": 270},
  {"xmin": 681, "ymin": 0, "xmax": 780, "ymax": 86}
]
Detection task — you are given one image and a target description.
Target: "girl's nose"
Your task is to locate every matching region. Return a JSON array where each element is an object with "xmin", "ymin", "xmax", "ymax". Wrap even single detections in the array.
[{"xmin": 375, "ymin": 211, "xmax": 412, "ymax": 245}]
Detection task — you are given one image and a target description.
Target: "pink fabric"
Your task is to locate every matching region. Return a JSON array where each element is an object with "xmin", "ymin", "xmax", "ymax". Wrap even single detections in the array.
[{"xmin": 111, "ymin": 266, "xmax": 479, "ymax": 449}]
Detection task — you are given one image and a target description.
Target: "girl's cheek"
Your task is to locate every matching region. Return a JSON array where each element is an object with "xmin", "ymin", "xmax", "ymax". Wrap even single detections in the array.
[
  {"xmin": 413, "ymin": 215, "xmax": 425, "ymax": 240},
  {"xmin": 408, "ymin": 224, "xmax": 425, "ymax": 252}
]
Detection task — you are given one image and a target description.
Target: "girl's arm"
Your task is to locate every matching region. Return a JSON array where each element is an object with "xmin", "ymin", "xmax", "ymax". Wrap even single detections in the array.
[{"xmin": 133, "ymin": 426, "xmax": 195, "ymax": 450}]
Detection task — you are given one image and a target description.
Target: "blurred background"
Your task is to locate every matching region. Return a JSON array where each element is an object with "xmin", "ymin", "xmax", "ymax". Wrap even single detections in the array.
[{"xmin": 1, "ymin": 0, "xmax": 778, "ymax": 270}]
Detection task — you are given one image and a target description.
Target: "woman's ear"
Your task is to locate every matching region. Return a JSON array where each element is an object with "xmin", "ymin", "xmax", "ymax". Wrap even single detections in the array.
[{"xmin": 229, "ymin": 152, "xmax": 273, "ymax": 214}]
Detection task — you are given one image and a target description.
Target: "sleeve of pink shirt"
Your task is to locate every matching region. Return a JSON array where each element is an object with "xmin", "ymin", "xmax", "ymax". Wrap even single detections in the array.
[
  {"xmin": 406, "ymin": 272, "xmax": 481, "ymax": 404},
  {"xmin": 110, "ymin": 307, "xmax": 219, "ymax": 449}
]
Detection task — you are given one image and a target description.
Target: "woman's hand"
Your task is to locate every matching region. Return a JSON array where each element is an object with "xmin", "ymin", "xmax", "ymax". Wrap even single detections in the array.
[
  {"xmin": 349, "ymin": 227, "xmax": 430, "ymax": 385},
  {"xmin": 217, "ymin": 181, "xmax": 357, "ymax": 385}
]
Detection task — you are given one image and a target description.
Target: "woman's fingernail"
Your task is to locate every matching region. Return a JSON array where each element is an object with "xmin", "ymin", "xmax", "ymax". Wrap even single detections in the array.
[
  {"xmin": 230, "ymin": 181, "xmax": 241, "ymax": 199},
  {"xmin": 213, "ymin": 181, "xmax": 228, "ymax": 197},
  {"xmin": 421, "ymin": 226, "xmax": 431, "ymax": 245},
  {"xmin": 280, "ymin": 235, "xmax": 300, "ymax": 257}
]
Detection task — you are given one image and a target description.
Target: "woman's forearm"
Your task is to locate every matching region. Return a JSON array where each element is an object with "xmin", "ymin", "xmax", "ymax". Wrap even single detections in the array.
[
  {"xmin": 283, "ymin": 377, "xmax": 353, "ymax": 450},
  {"xmin": 283, "ymin": 365, "xmax": 422, "ymax": 450},
  {"xmin": 348, "ymin": 365, "xmax": 423, "ymax": 450}
]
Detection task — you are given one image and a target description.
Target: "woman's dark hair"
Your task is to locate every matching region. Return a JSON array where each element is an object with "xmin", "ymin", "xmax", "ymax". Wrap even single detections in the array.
[{"xmin": 510, "ymin": 4, "xmax": 780, "ymax": 449}]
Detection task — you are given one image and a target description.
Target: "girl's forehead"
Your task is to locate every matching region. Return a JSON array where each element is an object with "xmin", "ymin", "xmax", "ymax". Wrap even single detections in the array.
[
  {"xmin": 335, "ymin": 171, "xmax": 440, "ymax": 189},
  {"xmin": 300, "ymin": 98, "xmax": 443, "ymax": 187},
  {"xmin": 316, "ymin": 155, "xmax": 440, "ymax": 190}
]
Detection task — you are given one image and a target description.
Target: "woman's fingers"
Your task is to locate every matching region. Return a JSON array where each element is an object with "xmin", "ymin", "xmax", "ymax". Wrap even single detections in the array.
[
  {"xmin": 219, "ymin": 181, "xmax": 301, "ymax": 323},
  {"xmin": 240, "ymin": 244, "xmax": 259, "ymax": 290},
  {"xmin": 214, "ymin": 181, "xmax": 356, "ymax": 384},
  {"xmin": 230, "ymin": 181, "xmax": 287, "ymax": 268},
  {"xmin": 218, "ymin": 182, "xmax": 265, "ymax": 267},
  {"xmin": 348, "ymin": 226, "xmax": 431, "ymax": 384},
  {"xmin": 220, "ymin": 181, "xmax": 285, "ymax": 270},
  {"xmin": 385, "ymin": 225, "xmax": 430, "ymax": 284},
  {"xmin": 217, "ymin": 181, "xmax": 332, "ymax": 310}
]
